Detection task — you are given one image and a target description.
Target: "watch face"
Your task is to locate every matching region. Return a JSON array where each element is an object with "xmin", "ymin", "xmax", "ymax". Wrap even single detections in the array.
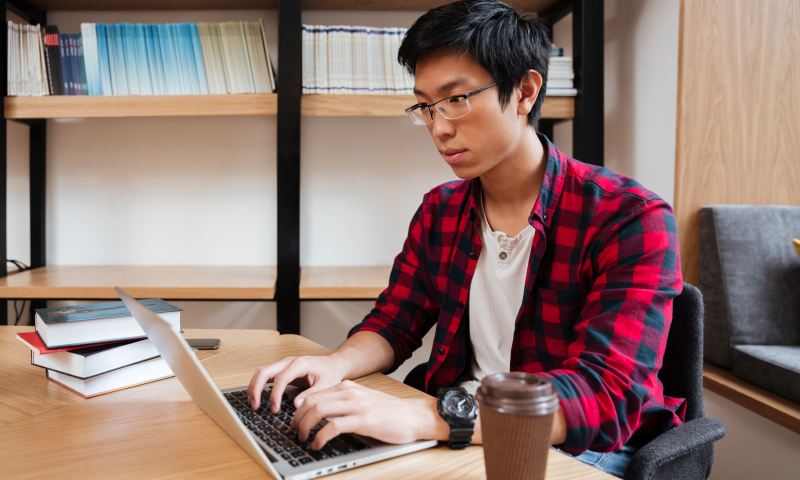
[{"xmin": 443, "ymin": 390, "xmax": 476, "ymax": 417}]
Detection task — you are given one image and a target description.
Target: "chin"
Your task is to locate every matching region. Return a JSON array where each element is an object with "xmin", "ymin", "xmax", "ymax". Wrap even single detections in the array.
[{"xmin": 449, "ymin": 164, "xmax": 481, "ymax": 180}]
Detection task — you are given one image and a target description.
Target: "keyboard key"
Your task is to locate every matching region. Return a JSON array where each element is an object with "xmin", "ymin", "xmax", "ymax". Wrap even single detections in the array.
[{"xmin": 289, "ymin": 460, "xmax": 299, "ymax": 467}]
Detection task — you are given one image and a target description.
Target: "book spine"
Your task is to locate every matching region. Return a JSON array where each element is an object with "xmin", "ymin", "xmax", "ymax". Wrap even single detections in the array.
[
  {"xmin": 189, "ymin": 23, "xmax": 209, "ymax": 95},
  {"xmin": 76, "ymin": 34, "xmax": 88, "ymax": 95},
  {"xmin": 42, "ymin": 26, "xmax": 64, "ymax": 95},
  {"xmin": 81, "ymin": 23, "xmax": 101, "ymax": 95}
]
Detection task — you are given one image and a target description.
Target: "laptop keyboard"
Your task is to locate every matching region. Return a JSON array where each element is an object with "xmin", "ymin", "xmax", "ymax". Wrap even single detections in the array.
[{"xmin": 224, "ymin": 388, "xmax": 370, "ymax": 467}]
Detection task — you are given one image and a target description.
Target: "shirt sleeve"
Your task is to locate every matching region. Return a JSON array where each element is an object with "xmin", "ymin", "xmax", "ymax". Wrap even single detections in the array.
[
  {"xmin": 348, "ymin": 197, "xmax": 440, "ymax": 373},
  {"xmin": 536, "ymin": 198, "xmax": 683, "ymax": 454}
]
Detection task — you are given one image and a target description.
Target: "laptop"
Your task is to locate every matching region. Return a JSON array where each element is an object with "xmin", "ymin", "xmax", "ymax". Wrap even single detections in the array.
[{"xmin": 116, "ymin": 287, "xmax": 437, "ymax": 480}]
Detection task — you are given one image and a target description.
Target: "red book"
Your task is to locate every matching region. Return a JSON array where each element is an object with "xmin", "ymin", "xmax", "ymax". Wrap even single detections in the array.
[{"xmin": 16, "ymin": 331, "xmax": 143, "ymax": 355}]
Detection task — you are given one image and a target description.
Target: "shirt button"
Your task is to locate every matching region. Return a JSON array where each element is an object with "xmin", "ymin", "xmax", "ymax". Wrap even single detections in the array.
[
  {"xmin": 468, "ymin": 251, "xmax": 477, "ymax": 259},
  {"xmin": 438, "ymin": 347, "xmax": 445, "ymax": 355},
  {"xmin": 499, "ymin": 251, "xmax": 508, "ymax": 260}
]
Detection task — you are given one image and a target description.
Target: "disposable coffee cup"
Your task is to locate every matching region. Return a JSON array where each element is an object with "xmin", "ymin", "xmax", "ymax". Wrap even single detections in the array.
[{"xmin": 476, "ymin": 372, "xmax": 559, "ymax": 480}]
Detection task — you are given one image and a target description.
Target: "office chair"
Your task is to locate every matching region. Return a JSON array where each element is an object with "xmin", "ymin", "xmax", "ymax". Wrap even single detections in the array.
[{"xmin": 403, "ymin": 283, "xmax": 726, "ymax": 479}]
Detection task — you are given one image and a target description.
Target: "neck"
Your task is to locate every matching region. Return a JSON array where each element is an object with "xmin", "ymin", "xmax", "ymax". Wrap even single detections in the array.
[{"xmin": 479, "ymin": 129, "xmax": 546, "ymax": 211}]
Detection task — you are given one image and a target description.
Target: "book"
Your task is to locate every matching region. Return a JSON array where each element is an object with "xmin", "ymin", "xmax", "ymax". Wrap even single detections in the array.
[
  {"xmin": 16, "ymin": 330, "xmax": 140, "ymax": 354},
  {"xmin": 18, "ymin": 332, "xmax": 159, "ymax": 379},
  {"xmin": 47, "ymin": 357, "xmax": 173, "ymax": 398},
  {"xmin": 41, "ymin": 26, "xmax": 64, "ymax": 95},
  {"xmin": 34, "ymin": 299, "xmax": 181, "ymax": 349}
]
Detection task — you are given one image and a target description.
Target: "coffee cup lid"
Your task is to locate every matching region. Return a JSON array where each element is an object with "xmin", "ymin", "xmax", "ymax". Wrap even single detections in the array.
[{"xmin": 476, "ymin": 372, "xmax": 559, "ymax": 415}]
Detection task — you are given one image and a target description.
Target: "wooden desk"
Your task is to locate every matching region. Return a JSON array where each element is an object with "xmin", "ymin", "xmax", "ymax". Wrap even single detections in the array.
[{"xmin": 0, "ymin": 327, "xmax": 612, "ymax": 479}]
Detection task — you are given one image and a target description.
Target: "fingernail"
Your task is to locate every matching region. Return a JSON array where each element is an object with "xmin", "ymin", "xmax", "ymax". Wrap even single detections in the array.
[{"xmin": 295, "ymin": 397, "xmax": 305, "ymax": 408}]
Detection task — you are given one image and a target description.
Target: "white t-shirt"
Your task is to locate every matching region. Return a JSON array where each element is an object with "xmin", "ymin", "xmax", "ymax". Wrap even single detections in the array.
[{"xmin": 460, "ymin": 196, "xmax": 535, "ymax": 395}]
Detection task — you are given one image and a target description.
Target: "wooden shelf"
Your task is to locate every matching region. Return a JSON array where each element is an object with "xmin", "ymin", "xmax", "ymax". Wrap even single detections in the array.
[
  {"xmin": 6, "ymin": 94, "xmax": 572, "ymax": 120},
  {"xmin": 0, "ymin": 266, "xmax": 276, "ymax": 300},
  {"xmin": 304, "ymin": 1, "xmax": 561, "ymax": 11},
  {"xmin": 302, "ymin": 94, "xmax": 575, "ymax": 119},
  {"xmin": 704, "ymin": 363, "xmax": 800, "ymax": 434},
  {"xmin": 300, "ymin": 266, "xmax": 391, "ymax": 299},
  {"xmin": 4, "ymin": 94, "xmax": 277, "ymax": 119},
  {"xmin": 24, "ymin": 1, "xmax": 557, "ymax": 11},
  {"xmin": 23, "ymin": 1, "xmax": 278, "ymax": 10}
]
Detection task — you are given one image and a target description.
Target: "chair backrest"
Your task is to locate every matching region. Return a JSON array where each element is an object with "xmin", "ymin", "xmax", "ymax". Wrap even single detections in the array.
[
  {"xmin": 659, "ymin": 282, "xmax": 704, "ymax": 421},
  {"xmin": 699, "ymin": 205, "xmax": 800, "ymax": 367}
]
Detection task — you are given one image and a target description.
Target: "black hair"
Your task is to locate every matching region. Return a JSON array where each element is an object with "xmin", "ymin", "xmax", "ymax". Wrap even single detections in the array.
[{"xmin": 398, "ymin": 0, "xmax": 551, "ymax": 126}]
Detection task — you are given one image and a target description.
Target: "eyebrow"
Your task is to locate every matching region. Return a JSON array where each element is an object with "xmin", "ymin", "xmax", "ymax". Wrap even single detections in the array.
[{"xmin": 413, "ymin": 77, "xmax": 473, "ymax": 99}]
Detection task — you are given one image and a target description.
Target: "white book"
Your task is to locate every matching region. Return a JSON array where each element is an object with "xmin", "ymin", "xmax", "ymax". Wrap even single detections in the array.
[
  {"xmin": 545, "ymin": 87, "xmax": 578, "ymax": 96},
  {"xmin": 366, "ymin": 28, "xmax": 384, "ymax": 94},
  {"xmin": 302, "ymin": 24, "xmax": 315, "ymax": 94},
  {"xmin": 245, "ymin": 21, "xmax": 270, "ymax": 93},
  {"xmin": 198, "ymin": 23, "xmax": 224, "ymax": 94},
  {"xmin": 218, "ymin": 22, "xmax": 239, "ymax": 93},
  {"xmin": 351, "ymin": 27, "xmax": 368, "ymax": 93},
  {"xmin": 382, "ymin": 28, "xmax": 396, "ymax": 95},
  {"xmin": 29, "ymin": 338, "xmax": 160, "ymax": 379},
  {"xmin": 35, "ymin": 25, "xmax": 49, "ymax": 95},
  {"xmin": 315, "ymin": 26, "xmax": 328, "ymax": 94},
  {"xmin": 259, "ymin": 19, "xmax": 276, "ymax": 92},
  {"xmin": 47, "ymin": 357, "xmax": 174, "ymax": 398},
  {"xmin": 208, "ymin": 23, "xmax": 228, "ymax": 94},
  {"xmin": 237, "ymin": 21, "xmax": 256, "ymax": 93}
]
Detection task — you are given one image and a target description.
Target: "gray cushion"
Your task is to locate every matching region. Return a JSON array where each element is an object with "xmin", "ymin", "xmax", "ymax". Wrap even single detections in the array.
[
  {"xmin": 699, "ymin": 206, "xmax": 800, "ymax": 367},
  {"xmin": 732, "ymin": 345, "xmax": 800, "ymax": 404}
]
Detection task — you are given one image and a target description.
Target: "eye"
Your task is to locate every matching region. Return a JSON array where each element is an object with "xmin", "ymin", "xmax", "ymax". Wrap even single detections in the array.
[{"xmin": 448, "ymin": 95, "xmax": 468, "ymax": 104}]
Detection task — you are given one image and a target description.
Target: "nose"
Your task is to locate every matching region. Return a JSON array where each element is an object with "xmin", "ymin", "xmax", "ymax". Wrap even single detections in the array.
[{"xmin": 429, "ymin": 109, "xmax": 455, "ymax": 138}]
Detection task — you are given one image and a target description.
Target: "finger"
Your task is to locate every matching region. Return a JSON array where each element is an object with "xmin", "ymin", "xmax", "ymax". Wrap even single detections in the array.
[
  {"xmin": 270, "ymin": 358, "xmax": 312, "ymax": 413},
  {"xmin": 247, "ymin": 357, "xmax": 293, "ymax": 410},
  {"xmin": 293, "ymin": 378, "xmax": 344, "ymax": 409},
  {"xmin": 311, "ymin": 416, "xmax": 361, "ymax": 450},
  {"xmin": 295, "ymin": 398, "xmax": 352, "ymax": 442},
  {"xmin": 292, "ymin": 383, "xmax": 351, "ymax": 429}
]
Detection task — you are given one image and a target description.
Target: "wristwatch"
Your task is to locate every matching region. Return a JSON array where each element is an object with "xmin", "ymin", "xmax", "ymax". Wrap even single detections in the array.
[{"xmin": 437, "ymin": 387, "xmax": 478, "ymax": 449}]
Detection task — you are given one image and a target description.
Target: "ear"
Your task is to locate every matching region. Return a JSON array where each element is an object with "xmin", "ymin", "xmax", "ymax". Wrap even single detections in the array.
[{"xmin": 517, "ymin": 69, "xmax": 543, "ymax": 116}]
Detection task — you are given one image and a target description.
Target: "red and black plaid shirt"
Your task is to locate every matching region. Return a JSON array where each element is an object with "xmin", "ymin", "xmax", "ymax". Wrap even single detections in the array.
[{"xmin": 349, "ymin": 136, "xmax": 685, "ymax": 454}]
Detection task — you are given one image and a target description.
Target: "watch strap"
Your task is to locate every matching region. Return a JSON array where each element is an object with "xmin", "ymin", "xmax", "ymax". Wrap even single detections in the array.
[{"xmin": 448, "ymin": 423, "xmax": 475, "ymax": 449}]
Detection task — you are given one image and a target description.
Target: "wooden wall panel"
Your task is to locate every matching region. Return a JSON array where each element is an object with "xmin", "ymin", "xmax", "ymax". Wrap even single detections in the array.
[{"xmin": 675, "ymin": 0, "xmax": 800, "ymax": 284}]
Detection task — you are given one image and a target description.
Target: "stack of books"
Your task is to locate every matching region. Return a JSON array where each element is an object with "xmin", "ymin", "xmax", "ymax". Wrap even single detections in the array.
[
  {"xmin": 547, "ymin": 45, "xmax": 576, "ymax": 96},
  {"xmin": 16, "ymin": 299, "xmax": 182, "ymax": 398},
  {"xmin": 7, "ymin": 20, "xmax": 276, "ymax": 96},
  {"xmin": 302, "ymin": 25, "xmax": 414, "ymax": 95}
]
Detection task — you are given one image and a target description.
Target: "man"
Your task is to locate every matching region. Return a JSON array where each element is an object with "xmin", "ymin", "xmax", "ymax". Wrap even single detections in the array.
[{"xmin": 248, "ymin": 1, "xmax": 685, "ymax": 477}]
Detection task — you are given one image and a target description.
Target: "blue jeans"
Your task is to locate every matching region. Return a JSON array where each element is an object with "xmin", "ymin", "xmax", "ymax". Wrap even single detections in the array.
[{"xmin": 558, "ymin": 443, "xmax": 637, "ymax": 478}]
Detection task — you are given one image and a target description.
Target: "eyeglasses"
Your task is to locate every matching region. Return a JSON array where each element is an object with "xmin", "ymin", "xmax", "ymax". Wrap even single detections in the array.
[{"xmin": 405, "ymin": 83, "xmax": 497, "ymax": 126}]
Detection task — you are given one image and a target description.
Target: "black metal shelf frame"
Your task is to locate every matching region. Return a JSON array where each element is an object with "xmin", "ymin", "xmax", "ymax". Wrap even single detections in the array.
[{"xmin": 0, "ymin": 0, "xmax": 603, "ymax": 331}]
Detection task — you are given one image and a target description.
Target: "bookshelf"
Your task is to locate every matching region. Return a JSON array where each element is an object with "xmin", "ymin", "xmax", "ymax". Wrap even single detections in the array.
[{"xmin": 1, "ymin": 1, "xmax": 603, "ymax": 332}]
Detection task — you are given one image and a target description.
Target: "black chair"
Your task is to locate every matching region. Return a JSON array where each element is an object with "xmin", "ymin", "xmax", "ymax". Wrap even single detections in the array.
[
  {"xmin": 403, "ymin": 283, "xmax": 726, "ymax": 479},
  {"xmin": 625, "ymin": 283, "xmax": 726, "ymax": 479}
]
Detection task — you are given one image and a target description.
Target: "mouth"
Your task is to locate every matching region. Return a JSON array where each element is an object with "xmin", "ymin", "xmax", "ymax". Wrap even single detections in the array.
[{"xmin": 440, "ymin": 149, "xmax": 467, "ymax": 164}]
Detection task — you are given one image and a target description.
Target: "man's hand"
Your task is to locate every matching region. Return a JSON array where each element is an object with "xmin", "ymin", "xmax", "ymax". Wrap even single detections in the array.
[
  {"xmin": 248, "ymin": 355, "xmax": 346, "ymax": 413},
  {"xmin": 291, "ymin": 380, "xmax": 448, "ymax": 450}
]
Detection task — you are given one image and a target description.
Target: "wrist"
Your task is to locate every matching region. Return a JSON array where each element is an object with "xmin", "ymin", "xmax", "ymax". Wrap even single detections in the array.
[
  {"xmin": 411, "ymin": 397, "xmax": 450, "ymax": 441},
  {"xmin": 326, "ymin": 351, "xmax": 352, "ymax": 381}
]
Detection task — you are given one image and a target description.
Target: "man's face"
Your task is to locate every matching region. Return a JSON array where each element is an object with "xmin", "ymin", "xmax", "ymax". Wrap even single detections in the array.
[{"xmin": 412, "ymin": 52, "xmax": 528, "ymax": 179}]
